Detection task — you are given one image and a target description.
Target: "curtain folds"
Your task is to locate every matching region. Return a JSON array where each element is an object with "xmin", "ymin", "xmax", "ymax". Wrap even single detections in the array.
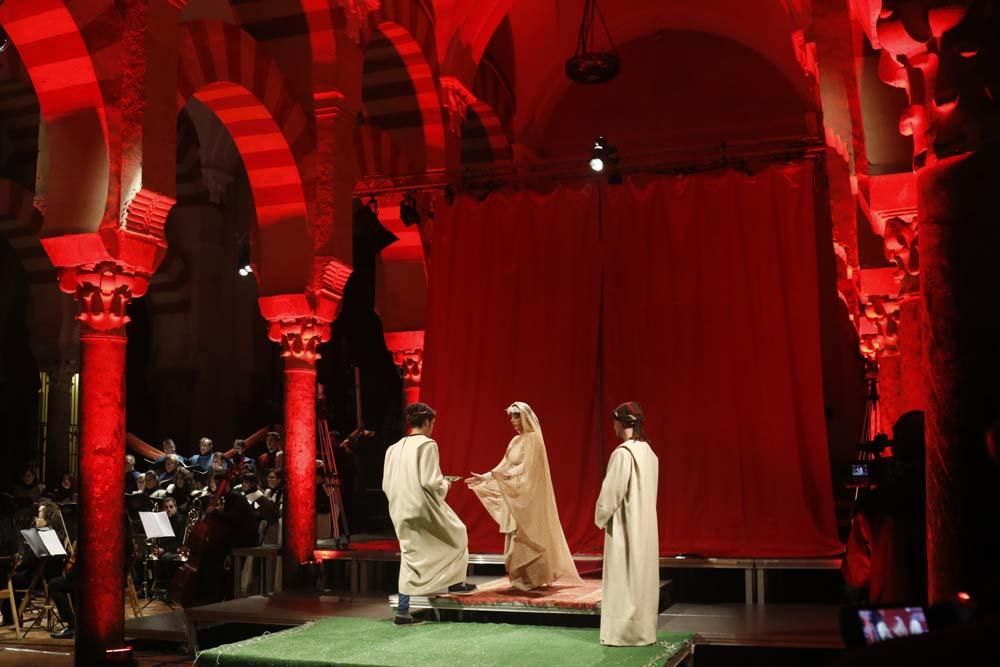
[{"xmin": 422, "ymin": 162, "xmax": 843, "ymax": 557}]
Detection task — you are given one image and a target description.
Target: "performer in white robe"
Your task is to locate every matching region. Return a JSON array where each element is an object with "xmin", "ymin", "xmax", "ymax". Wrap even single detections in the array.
[
  {"xmin": 595, "ymin": 401, "xmax": 659, "ymax": 646},
  {"xmin": 383, "ymin": 403, "xmax": 474, "ymax": 623},
  {"xmin": 466, "ymin": 402, "xmax": 582, "ymax": 590}
]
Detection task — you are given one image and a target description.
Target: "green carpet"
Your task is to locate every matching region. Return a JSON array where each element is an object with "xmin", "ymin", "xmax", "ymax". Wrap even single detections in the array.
[{"xmin": 195, "ymin": 617, "xmax": 693, "ymax": 667}]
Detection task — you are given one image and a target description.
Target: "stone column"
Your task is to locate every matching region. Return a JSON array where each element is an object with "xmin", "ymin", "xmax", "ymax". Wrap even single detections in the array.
[
  {"xmin": 384, "ymin": 331, "xmax": 424, "ymax": 406},
  {"xmin": 852, "ymin": 0, "xmax": 1000, "ymax": 601},
  {"xmin": 58, "ymin": 262, "xmax": 149, "ymax": 664},
  {"xmin": 261, "ymin": 286, "xmax": 342, "ymax": 586}
]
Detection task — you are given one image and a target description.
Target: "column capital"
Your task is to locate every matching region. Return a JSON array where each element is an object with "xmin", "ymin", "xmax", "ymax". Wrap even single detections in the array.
[
  {"xmin": 58, "ymin": 261, "xmax": 150, "ymax": 336},
  {"xmin": 267, "ymin": 316, "xmax": 330, "ymax": 368},
  {"xmin": 384, "ymin": 330, "xmax": 424, "ymax": 389},
  {"xmin": 439, "ymin": 76, "xmax": 477, "ymax": 137},
  {"xmin": 260, "ymin": 288, "xmax": 343, "ymax": 367}
]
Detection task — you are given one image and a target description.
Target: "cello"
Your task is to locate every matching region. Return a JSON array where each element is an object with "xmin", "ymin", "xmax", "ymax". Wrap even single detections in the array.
[{"xmin": 170, "ymin": 460, "xmax": 255, "ymax": 607}]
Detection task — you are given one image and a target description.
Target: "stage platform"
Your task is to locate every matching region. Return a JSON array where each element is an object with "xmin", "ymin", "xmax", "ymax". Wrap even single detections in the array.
[
  {"xmin": 314, "ymin": 541, "xmax": 842, "ymax": 604},
  {"xmin": 194, "ymin": 616, "xmax": 695, "ymax": 667},
  {"xmin": 123, "ymin": 592, "xmax": 842, "ymax": 653}
]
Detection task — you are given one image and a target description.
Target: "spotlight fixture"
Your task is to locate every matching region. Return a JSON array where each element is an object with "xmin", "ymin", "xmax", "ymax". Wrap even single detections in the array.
[
  {"xmin": 399, "ymin": 193, "xmax": 421, "ymax": 226},
  {"xmin": 566, "ymin": 0, "xmax": 619, "ymax": 84},
  {"xmin": 237, "ymin": 234, "xmax": 253, "ymax": 278},
  {"xmin": 589, "ymin": 136, "xmax": 621, "ymax": 183},
  {"xmin": 589, "ymin": 137, "xmax": 607, "ymax": 173}
]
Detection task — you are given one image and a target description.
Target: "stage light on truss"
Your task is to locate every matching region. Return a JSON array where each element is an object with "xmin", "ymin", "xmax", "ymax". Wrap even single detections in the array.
[
  {"xmin": 590, "ymin": 137, "xmax": 607, "ymax": 172},
  {"xmin": 237, "ymin": 234, "xmax": 253, "ymax": 278}
]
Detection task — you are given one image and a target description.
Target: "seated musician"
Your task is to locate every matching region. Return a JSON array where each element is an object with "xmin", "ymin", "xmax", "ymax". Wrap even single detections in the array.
[
  {"xmin": 158, "ymin": 454, "xmax": 183, "ymax": 484},
  {"xmin": 45, "ymin": 473, "xmax": 77, "ymax": 505},
  {"xmin": 229, "ymin": 439, "xmax": 256, "ymax": 472},
  {"xmin": 13, "ymin": 468, "xmax": 44, "ymax": 502},
  {"xmin": 50, "ymin": 515, "xmax": 134, "ymax": 639},
  {"xmin": 136, "ymin": 471, "xmax": 160, "ymax": 497},
  {"xmin": 256, "ymin": 432, "xmax": 282, "ymax": 472},
  {"xmin": 188, "ymin": 438, "xmax": 215, "ymax": 474},
  {"xmin": 2, "ymin": 501, "xmax": 70, "ymax": 633},
  {"xmin": 153, "ymin": 439, "xmax": 178, "ymax": 471},
  {"xmin": 164, "ymin": 468, "xmax": 196, "ymax": 514},
  {"xmin": 195, "ymin": 471, "xmax": 227, "ymax": 499},
  {"xmin": 239, "ymin": 472, "xmax": 264, "ymax": 504},
  {"xmin": 152, "ymin": 498, "xmax": 188, "ymax": 590},
  {"xmin": 125, "ymin": 455, "xmax": 143, "ymax": 492},
  {"xmin": 211, "ymin": 452, "xmax": 230, "ymax": 473}
]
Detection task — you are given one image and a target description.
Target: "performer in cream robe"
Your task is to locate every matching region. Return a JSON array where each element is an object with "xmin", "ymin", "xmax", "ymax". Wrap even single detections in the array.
[
  {"xmin": 595, "ymin": 401, "xmax": 659, "ymax": 646},
  {"xmin": 466, "ymin": 402, "xmax": 582, "ymax": 590},
  {"xmin": 383, "ymin": 403, "xmax": 472, "ymax": 620}
]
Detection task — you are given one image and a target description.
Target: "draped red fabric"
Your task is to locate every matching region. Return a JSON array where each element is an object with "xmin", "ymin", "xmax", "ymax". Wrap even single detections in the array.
[
  {"xmin": 600, "ymin": 164, "xmax": 842, "ymax": 556},
  {"xmin": 422, "ymin": 185, "xmax": 604, "ymax": 554},
  {"xmin": 422, "ymin": 163, "xmax": 843, "ymax": 557}
]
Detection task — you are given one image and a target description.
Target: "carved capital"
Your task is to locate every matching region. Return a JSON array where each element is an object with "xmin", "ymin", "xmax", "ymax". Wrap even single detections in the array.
[
  {"xmin": 855, "ymin": 1, "xmax": 998, "ymax": 167},
  {"xmin": 883, "ymin": 215, "xmax": 919, "ymax": 284},
  {"xmin": 834, "ymin": 242, "xmax": 862, "ymax": 325},
  {"xmin": 334, "ymin": 0, "xmax": 381, "ymax": 45},
  {"xmin": 384, "ymin": 331, "xmax": 424, "ymax": 388},
  {"xmin": 860, "ymin": 295, "xmax": 903, "ymax": 359},
  {"xmin": 439, "ymin": 77, "xmax": 477, "ymax": 137},
  {"xmin": 58, "ymin": 262, "xmax": 150, "ymax": 336},
  {"xmin": 122, "ymin": 187, "xmax": 175, "ymax": 239},
  {"xmin": 268, "ymin": 316, "xmax": 330, "ymax": 367}
]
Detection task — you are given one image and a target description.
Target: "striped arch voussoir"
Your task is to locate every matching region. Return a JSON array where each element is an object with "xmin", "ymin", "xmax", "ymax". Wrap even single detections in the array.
[
  {"xmin": 362, "ymin": 21, "xmax": 445, "ymax": 174},
  {"xmin": 463, "ymin": 100, "xmax": 512, "ymax": 169},
  {"xmin": 177, "ymin": 20, "xmax": 315, "ymax": 197}
]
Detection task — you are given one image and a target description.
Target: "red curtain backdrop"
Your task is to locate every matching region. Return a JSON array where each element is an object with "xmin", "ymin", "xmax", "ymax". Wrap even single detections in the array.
[
  {"xmin": 600, "ymin": 164, "xmax": 842, "ymax": 556},
  {"xmin": 422, "ymin": 185, "xmax": 605, "ymax": 554},
  {"xmin": 422, "ymin": 162, "xmax": 843, "ymax": 557}
]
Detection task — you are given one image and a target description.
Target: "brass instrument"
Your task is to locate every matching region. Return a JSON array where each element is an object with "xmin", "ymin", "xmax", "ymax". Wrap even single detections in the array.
[{"xmin": 177, "ymin": 496, "xmax": 204, "ymax": 561}]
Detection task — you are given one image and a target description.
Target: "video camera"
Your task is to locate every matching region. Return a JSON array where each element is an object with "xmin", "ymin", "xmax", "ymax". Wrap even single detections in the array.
[{"xmin": 846, "ymin": 433, "xmax": 893, "ymax": 489}]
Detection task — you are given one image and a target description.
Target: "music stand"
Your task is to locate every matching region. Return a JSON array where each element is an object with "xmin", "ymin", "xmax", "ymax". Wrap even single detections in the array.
[
  {"xmin": 138, "ymin": 512, "xmax": 176, "ymax": 608},
  {"xmin": 17, "ymin": 529, "xmax": 68, "ymax": 638}
]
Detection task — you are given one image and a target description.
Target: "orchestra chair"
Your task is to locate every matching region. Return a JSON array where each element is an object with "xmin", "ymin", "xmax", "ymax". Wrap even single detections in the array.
[
  {"xmin": 126, "ymin": 574, "xmax": 142, "ymax": 618},
  {"xmin": 0, "ymin": 557, "xmax": 20, "ymax": 638}
]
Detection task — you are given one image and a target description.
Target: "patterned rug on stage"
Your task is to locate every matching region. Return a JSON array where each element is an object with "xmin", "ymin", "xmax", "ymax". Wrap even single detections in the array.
[
  {"xmin": 196, "ymin": 617, "xmax": 693, "ymax": 667},
  {"xmin": 440, "ymin": 577, "xmax": 603, "ymax": 611}
]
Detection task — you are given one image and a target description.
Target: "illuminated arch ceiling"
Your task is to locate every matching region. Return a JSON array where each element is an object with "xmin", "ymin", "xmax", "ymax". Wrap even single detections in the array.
[{"xmin": 434, "ymin": 0, "xmax": 814, "ymax": 144}]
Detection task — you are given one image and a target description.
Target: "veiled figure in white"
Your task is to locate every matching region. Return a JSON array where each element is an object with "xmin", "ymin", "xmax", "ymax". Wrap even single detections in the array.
[{"xmin": 466, "ymin": 402, "xmax": 582, "ymax": 590}]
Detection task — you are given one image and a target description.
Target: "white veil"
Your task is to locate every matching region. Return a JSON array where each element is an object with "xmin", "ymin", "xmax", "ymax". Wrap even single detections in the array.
[{"xmin": 506, "ymin": 401, "xmax": 542, "ymax": 437}]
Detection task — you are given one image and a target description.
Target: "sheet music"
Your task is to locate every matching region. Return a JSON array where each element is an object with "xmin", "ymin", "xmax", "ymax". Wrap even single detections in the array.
[
  {"xmin": 37, "ymin": 528, "xmax": 67, "ymax": 556},
  {"xmin": 138, "ymin": 511, "xmax": 175, "ymax": 538},
  {"xmin": 19, "ymin": 529, "xmax": 46, "ymax": 558}
]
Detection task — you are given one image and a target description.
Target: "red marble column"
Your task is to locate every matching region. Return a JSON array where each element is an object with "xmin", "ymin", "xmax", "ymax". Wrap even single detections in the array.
[
  {"xmin": 59, "ymin": 263, "xmax": 147, "ymax": 664},
  {"xmin": 266, "ymin": 315, "xmax": 331, "ymax": 585},
  {"xmin": 283, "ymin": 358, "xmax": 318, "ymax": 570}
]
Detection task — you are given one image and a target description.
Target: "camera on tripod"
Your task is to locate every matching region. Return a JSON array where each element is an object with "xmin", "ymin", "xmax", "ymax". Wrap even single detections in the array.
[{"xmin": 847, "ymin": 433, "xmax": 892, "ymax": 489}]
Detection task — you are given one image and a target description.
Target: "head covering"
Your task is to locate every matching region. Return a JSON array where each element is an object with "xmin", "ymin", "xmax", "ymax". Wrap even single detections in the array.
[
  {"xmin": 613, "ymin": 401, "xmax": 645, "ymax": 426},
  {"xmin": 506, "ymin": 402, "xmax": 542, "ymax": 434}
]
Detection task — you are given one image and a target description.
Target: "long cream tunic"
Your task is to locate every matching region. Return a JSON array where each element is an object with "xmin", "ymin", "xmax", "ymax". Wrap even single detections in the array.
[
  {"xmin": 595, "ymin": 440, "xmax": 659, "ymax": 646},
  {"xmin": 383, "ymin": 435, "xmax": 469, "ymax": 595}
]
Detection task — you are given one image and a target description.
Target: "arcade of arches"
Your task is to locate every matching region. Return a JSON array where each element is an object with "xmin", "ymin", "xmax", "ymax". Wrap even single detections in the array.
[{"xmin": 0, "ymin": 0, "xmax": 998, "ymax": 663}]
